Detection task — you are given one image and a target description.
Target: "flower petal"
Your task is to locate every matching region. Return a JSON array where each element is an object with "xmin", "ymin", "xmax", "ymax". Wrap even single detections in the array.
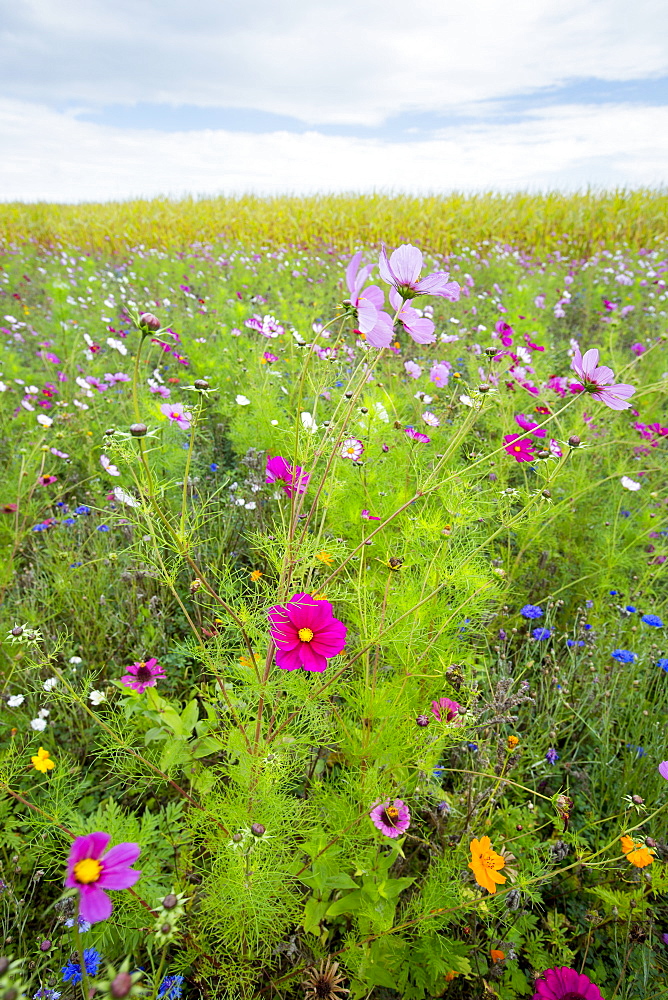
[{"xmin": 78, "ymin": 883, "xmax": 113, "ymax": 923}]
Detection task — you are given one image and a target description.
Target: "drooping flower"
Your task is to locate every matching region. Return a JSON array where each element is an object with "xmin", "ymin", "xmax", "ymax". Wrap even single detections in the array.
[
  {"xmin": 503, "ymin": 434, "xmax": 535, "ymax": 463},
  {"xmin": 265, "ymin": 455, "xmax": 310, "ymax": 496},
  {"xmin": 431, "ymin": 697, "xmax": 461, "ymax": 722},
  {"xmin": 120, "ymin": 658, "xmax": 165, "ymax": 693},
  {"xmin": 570, "ymin": 348, "xmax": 635, "ymax": 410},
  {"xmin": 369, "ymin": 798, "xmax": 411, "ymax": 838},
  {"xmin": 620, "ymin": 835, "xmax": 654, "ymax": 868},
  {"xmin": 611, "ymin": 649, "xmax": 636, "ymax": 663},
  {"xmin": 468, "ymin": 837, "xmax": 507, "ymax": 894},
  {"xmin": 64, "ymin": 832, "xmax": 141, "ymax": 923},
  {"xmin": 340, "ymin": 437, "xmax": 364, "ymax": 460},
  {"xmin": 268, "ymin": 593, "xmax": 347, "ymax": 672},
  {"xmin": 160, "ymin": 403, "xmax": 192, "ymax": 430},
  {"xmin": 531, "ymin": 966, "xmax": 604, "ymax": 999},
  {"xmin": 31, "ymin": 747, "xmax": 55, "ymax": 773},
  {"xmin": 520, "ymin": 604, "xmax": 543, "ymax": 619},
  {"xmin": 641, "ymin": 613, "xmax": 663, "ymax": 627},
  {"xmin": 378, "ymin": 244, "xmax": 460, "ymax": 301},
  {"xmin": 61, "ymin": 948, "xmax": 102, "ymax": 984}
]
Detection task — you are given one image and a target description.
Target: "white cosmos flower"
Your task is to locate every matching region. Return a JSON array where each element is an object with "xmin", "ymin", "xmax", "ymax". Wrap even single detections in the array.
[
  {"xmin": 621, "ymin": 476, "xmax": 641, "ymax": 491},
  {"xmin": 37, "ymin": 414, "xmax": 53, "ymax": 427},
  {"xmin": 43, "ymin": 677, "xmax": 58, "ymax": 692},
  {"xmin": 30, "ymin": 718, "xmax": 47, "ymax": 732},
  {"xmin": 89, "ymin": 690, "xmax": 106, "ymax": 705},
  {"xmin": 300, "ymin": 411, "xmax": 319, "ymax": 433},
  {"xmin": 422, "ymin": 411, "xmax": 440, "ymax": 427},
  {"xmin": 7, "ymin": 694, "xmax": 25, "ymax": 707},
  {"xmin": 113, "ymin": 486, "xmax": 140, "ymax": 508},
  {"xmin": 106, "ymin": 337, "xmax": 128, "ymax": 355},
  {"xmin": 236, "ymin": 394, "xmax": 251, "ymax": 405}
]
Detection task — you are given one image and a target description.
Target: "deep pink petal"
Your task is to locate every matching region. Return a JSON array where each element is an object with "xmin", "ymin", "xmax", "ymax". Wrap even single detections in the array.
[
  {"xmin": 68, "ymin": 832, "xmax": 110, "ymax": 869},
  {"xmin": 275, "ymin": 645, "xmax": 305, "ymax": 671},
  {"xmin": 78, "ymin": 884, "xmax": 113, "ymax": 923},
  {"xmin": 298, "ymin": 642, "xmax": 328, "ymax": 672},
  {"xmin": 101, "ymin": 842, "xmax": 141, "ymax": 870},
  {"xmin": 389, "ymin": 244, "xmax": 422, "ymax": 285},
  {"xmin": 99, "ymin": 865, "xmax": 141, "ymax": 890}
]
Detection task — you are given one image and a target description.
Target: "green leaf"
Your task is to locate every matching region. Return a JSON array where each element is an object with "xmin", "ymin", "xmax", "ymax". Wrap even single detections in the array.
[
  {"xmin": 303, "ymin": 897, "xmax": 329, "ymax": 935},
  {"xmin": 326, "ymin": 889, "xmax": 364, "ymax": 918},
  {"xmin": 180, "ymin": 698, "xmax": 199, "ymax": 734}
]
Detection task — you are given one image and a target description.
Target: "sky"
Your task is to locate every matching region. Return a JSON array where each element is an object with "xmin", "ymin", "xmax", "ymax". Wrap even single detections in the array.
[{"xmin": 1, "ymin": 0, "xmax": 667, "ymax": 202}]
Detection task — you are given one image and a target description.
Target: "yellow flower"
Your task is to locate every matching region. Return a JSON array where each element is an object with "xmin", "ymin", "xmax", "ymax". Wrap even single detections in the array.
[
  {"xmin": 310, "ymin": 592, "xmax": 327, "ymax": 601},
  {"xmin": 31, "ymin": 747, "xmax": 55, "ymax": 773},
  {"xmin": 507, "ymin": 735, "xmax": 519, "ymax": 750},
  {"xmin": 468, "ymin": 836, "xmax": 507, "ymax": 894},
  {"xmin": 315, "ymin": 551, "xmax": 334, "ymax": 566},
  {"xmin": 620, "ymin": 835, "xmax": 654, "ymax": 868},
  {"xmin": 250, "ymin": 570, "xmax": 263, "ymax": 582}
]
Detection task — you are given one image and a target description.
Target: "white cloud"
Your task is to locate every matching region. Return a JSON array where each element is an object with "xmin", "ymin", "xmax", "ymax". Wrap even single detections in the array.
[{"xmin": 1, "ymin": 97, "xmax": 667, "ymax": 201}]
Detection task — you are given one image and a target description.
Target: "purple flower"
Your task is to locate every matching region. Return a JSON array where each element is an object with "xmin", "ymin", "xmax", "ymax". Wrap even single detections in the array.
[
  {"xmin": 431, "ymin": 697, "xmax": 461, "ymax": 722},
  {"xmin": 64, "ymin": 832, "xmax": 141, "ymax": 923},
  {"xmin": 345, "ymin": 252, "xmax": 394, "ymax": 348},
  {"xmin": 630, "ymin": 342, "xmax": 646, "ymax": 355},
  {"xmin": 378, "ymin": 244, "xmax": 460, "ymax": 301},
  {"xmin": 369, "ymin": 798, "xmax": 411, "ymax": 838},
  {"xmin": 658, "ymin": 761, "xmax": 668, "ymax": 781},
  {"xmin": 265, "ymin": 455, "xmax": 310, "ymax": 496},
  {"xmin": 121, "ymin": 657, "xmax": 165, "ymax": 693},
  {"xmin": 404, "ymin": 361, "xmax": 422, "ymax": 378},
  {"xmin": 520, "ymin": 604, "xmax": 543, "ymax": 619},
  {"xmin": 545, "ymin": 748, "xmax": 559, "ymax": 765},
  {"xmin": 429, "ymin": 362, "xmax": 451, "ymax": 387},
  {"xmin": 268, "ymin": 592, "xmax": 347, "ymax": 672},
  {"xmin": 570, "ymin": 347, "xmax": 635, "ymax": 410},
  {"xmin": 389, "ymin": 288, "xmax": 436, "ymax": 344},
  {"xmin": 160, "ymin": 403, "xmax": 192, "ymax": 430},
  {"xmin": 404, "ymin": 427, "xmax": 430, "ymax": 443}
]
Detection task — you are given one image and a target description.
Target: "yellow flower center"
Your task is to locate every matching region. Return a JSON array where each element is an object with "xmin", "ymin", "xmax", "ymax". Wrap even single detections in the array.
[
  {"xmin": 73, "ymin": 858, "xmax": 103, "ymax": 884},
  {"xmin": 386, "ymin": 806, "xmax": 399, "ymax": 821},
  {"xmin": 298, "ymin": 627, "xmax": 314, "ymax": 642}
]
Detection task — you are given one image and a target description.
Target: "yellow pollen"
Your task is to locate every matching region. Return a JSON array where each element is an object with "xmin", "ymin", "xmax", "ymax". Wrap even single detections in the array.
[
  {"xmin": 298, "ymin": 627, "xmax": 314, "ymax": 642},
  {"xmin": 386, "ymin": 806, "xmax": 399, "ymax": 821},
  {"xmin": 73, "ymin": 858, "xmax": 103, "ymax": 884}
]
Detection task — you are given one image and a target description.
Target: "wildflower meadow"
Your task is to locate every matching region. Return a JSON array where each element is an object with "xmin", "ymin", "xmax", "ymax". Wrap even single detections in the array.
[{"xmin": 0, "ymin": 194, "xmax": 667, "ymax": 1000}]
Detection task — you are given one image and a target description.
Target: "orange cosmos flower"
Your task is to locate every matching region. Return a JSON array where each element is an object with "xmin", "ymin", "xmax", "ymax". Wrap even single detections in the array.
[
  {"xmin": 620, "ymin": 835, "xmax": 654, "ymax": 868},
  {"xmin": 468, "ymin": 836, "xmax": 507, "ymax": 894},
  {"xmin": 490, "ymin": 949, "xmax": 505, "ymax": 964}
]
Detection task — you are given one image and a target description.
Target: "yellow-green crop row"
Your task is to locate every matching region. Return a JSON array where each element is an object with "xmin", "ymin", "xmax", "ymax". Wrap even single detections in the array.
[{"xmin": 1, "ymin": 189, "xmax": 667, "ymax": 253}]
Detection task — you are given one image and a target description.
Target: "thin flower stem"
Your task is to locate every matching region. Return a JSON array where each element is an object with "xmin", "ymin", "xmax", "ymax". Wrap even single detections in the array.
[{"xmin": 73, "ymin": 899, "xmax": 91, "ymax": 1000}]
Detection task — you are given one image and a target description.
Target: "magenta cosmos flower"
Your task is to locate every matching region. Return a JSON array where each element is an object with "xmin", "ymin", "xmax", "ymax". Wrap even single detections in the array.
[
  {"xmin": 345, "ymin": 252, "xmax": 394, "ymax": 348},
  {"xmin": 160, "ymin": 402, "xmax": 192, "ymax": 429},
  {"xmin": 265, "ymin": 455, "xmax": 310, "ymax": 496},
  {"xmin": 431, "ymin": 697, "xmax": 461, "ymax": 722},
  {"xmin": 504, "ymin": 434, "xmax": 536, "ymax": 462},
  {"xmin": 405, "ymin": 427, "xmax": 430, "ymax": 443},
  {"xmin": 532, "ymin": 966, "xmax": 603, "ymax": 1000},
  {"xmin": 378, "ymin": 244, "xmax": 460, "ymax": 302},
  {"xmin": 121, "ymin": 657, "xmax": 165, "ymax": 693},
  {"xmin": 65, "ymin": 831, "xmax": 141, "ymax": 923},
  {"xmin": 370, "ymin": 799, "xmax": 411, "ymax": 838},
  {"xmin": 570, "ymin": 348, "xmax": 635, "ymax": 410},
  {"xmin": 268, "ymin": 592, "xmax": 347, "ymax": 672}
]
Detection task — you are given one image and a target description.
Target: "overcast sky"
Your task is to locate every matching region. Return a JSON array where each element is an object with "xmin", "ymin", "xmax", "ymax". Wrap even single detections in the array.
[{"xmin": 1, "ymin": 0, "xmax": 667, "ymax": 201}]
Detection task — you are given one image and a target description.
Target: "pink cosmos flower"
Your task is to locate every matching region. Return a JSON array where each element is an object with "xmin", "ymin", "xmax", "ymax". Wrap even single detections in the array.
[
  {"xmin": 532, "ymin": 966, "xmax": 603, "ymax": 1000},
  {"xmin": 658, "ymin": 761, "xmax": 668, "ymax": 781},
  {"xmin": 570, "ymin": 348, "xmax": 635, "ymax": 410},
  {"xmin": 495, "ymin": 321, "xmax": 514, "ymax": 346},
  {"xmin": 65, "ymin": 831, "xmax": 141, "ymax": 923},
  {"xmin": 160, "ymin": 402, "xmax": 192, "ymax": 429},
  {"xmin": 265, "ymin": 455, "xmax": 310, "ymax": 496},
  {"xmin": 430, "ymin": 363, "xmax": 451, "ymax": 388},
  {"xmin": 378, "ymin": 244, "xmax": 460, "ymax": 301},
  {"xmin": 100, "ymin": 454, "xmax": 120, "ymax": 476},
  {"xmin": 268, "ymin": 592, "xmax": 347, "ymax": 672},
  {"xmin": 404, "ymin": 427, "xmax": 430, "ymax": 443},
  {"xmin": 340, "ymin": 437, "xmax": 364, "ymax": 460},
  {"xmin": 369, "ymin": 799, "xmax": 411, "ymax": 838},
  {"xmin": 515, "ymin": 413, "xmax": 546, "ymax": 438},
  {"xmin": 431, "ymin": 697, "xmax": 461, "ymax": 722},
  {"xmin": 630, "ymin": 342, "xmax": 646, "ymax": 355},
  {"xmin": 422, "ymin": 411, "xmax": 440, "ymax": 427},
  {"xmin": 504, "ymin": 434, "xmax": 536, "ymax": 463},
  {"xmin": 404, "ymin": 361, "xmax": 422, "ymax": 379},
  {"xmin": 345, "ymin": 252, "xmax": 394, "ymax": 348},
  {"xmin": 389, "ymin": 288, "xmax": 436, "ymax": 344},
  {"xmin": 121, "ymin": 657, "xmax": 165, "ymax": 693},
  {"xmin": 361, "ymin": 509, "xmax": 381, "ymax": 520}
]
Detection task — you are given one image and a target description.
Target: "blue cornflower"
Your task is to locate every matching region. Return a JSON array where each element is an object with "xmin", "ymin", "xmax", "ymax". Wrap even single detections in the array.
[
  {"xmin": 611, "ymin": 649, "xmax": 636, "ymax": 663},
  {"xmin": 657, "ymin": 658, "xmax": 668, "ymax": 672},
  {"xmin": 62, "ymin": 518, "xmax": 76, "ymax": 526},
  {"xmin": 620, "ymin": 509, "xmax": 631, "ymax": 518},
  {"xmin": 520, "ymin": 604, "xmax": 543, "ymax": 619},
  {"xmin": 585, "ymin": 600, "xmax": 593, "ymax": 608},
  {"xmin": 32, "ymin": 523, "xmax": 48, "ymax": 532},
  {"xmin": 55, "ymin": 501, "xmax": 67, "ymax": 508},
  {"xmin": 96, "ymin": 525, "xmax": 110, "ymax": 532},
  {"xmin": 625, "ymin": 605, "xmax": 637, "ymax": 613},
  {"xmin": 609, "ymin": 590, "xmax": 618, "ymax": 595},
  {"xmin": 62, "ymin": 948, "xmax": 101, "ymax": 985},
  {"xmin": 74, "ymin": 505, "xmax": 91, "ymax": 515},
  {"xmin": 583, "ymin": 624, "xmax": 593, "ymax": 630},
  {"xmin": 532, "ymin": 627, "xmax": 552, "ymax": 640},
  {"xmin": 34, "ymin": 991, "xmax": 62, "ymax": 1000},
  {"xmin": 626, "ymin": 744, "xmax": 645, "ymax": 758},
  {"xmin": 69, "ymin": 561, "xmax": 83, "ymax": 568},
  {"xmin": 210, "ymin": 463, "xmax": 218, "ymax": 471},
  {"xmin": 64, "ymin": 915, "xmax": 92, "ymax": 933},
  {"xmin": 642, "ymin": 614, "xmax": 663, "ymax": 627},
  {"xmin": 467, "ymin": 742, "xmax": 479, "ymax": 752},
  {"xmin": 545, "ymin": 748, "xmax": 559, "ymax": 765},
  {"xmin": 158, "ymin": 975, "xmax": 184, "ymax": 1000},
  {"xmin": 567, "ymin": 639, "xmax": 585, "ymax": 647}
]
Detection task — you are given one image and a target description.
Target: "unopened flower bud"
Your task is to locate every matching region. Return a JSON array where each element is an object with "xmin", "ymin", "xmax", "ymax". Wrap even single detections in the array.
[
  {"xmin": 232, "ymin": 833, "xmax": 243, "ymax": 843},
  {"xmin": 485, "ymin": 348, "xmax": 498, "ymax": 358},
  {"xmin": 193, "ymin": 379, "xmax": 209, "ymax": 390},
  {"xmin": 129, "ymin": 423, "xmax": 148, "ymax": 437},
  {"xmin": 344, "ymin": 391, "xmax": 353, "ymax": 399},
  {"xmin": 646, "ymin": 837, "xmax": 657, "ymax": 848},
  {"xmin": 250, "ymin": 823, "xmax": 265, "ymax": 837},
  {"xmin": 388, "ymin": 557, "xmax": 403, "ymax": 570},
  {"xmin": 162, "ymin": 893, "xmax": 178, "ymax": 910},
  {"xmin": 568, "ymin": 435, "xmax": 581, "ymax": 447},
  {"xmin": 536, "ymin": 450, "xmax": 550, "ymax": 459},
  {"xmin": 110, "ymin": 973, "xmax": 133, "ymax": 999},
  {"xmin": 478, "ymin": 384, "xmax": 490, "ymax": 393},
  {"xmin": 10, "ymin": 627, "xmax": 22, "ymax": 637},
  {"xmin": 632, "ymin": 794, "xmax": 644, "ymax": 805},
  {"xmin": 416, "ymin": 714, "xmax": 430, "ymax": 727},
  {"xmin": 160, "ymin": 923, "xmax": 171, "ymax": 935},
  {"xmin": 40, "ymin": 939, "xmax": 51, "ymax": 951},
  {"xmin": 104, "ymin": 428, "xmax": 115, "ymax": 436},
  {"xmin": 139, "ymin": 313, "xmax": 161, "ymax": 332},
  {"xmin": 542, "ymin": 490, "xmax": 551, "ymax": 499},
  {"xmin": 360, "ymin": 407, "xmax": 368, "ymax": 414}
]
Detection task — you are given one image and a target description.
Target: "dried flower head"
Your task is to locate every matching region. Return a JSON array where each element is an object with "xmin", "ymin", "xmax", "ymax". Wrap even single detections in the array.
[{"xmin": 303, "ymin": 958, "xmax": 349, "ymax": 1000}]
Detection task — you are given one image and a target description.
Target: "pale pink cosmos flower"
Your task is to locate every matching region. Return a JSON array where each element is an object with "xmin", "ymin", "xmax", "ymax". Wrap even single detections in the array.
[
  {"xmin": 404, "ymin": 361, "xmax": 422, "ymax": 379},
  {"xmin": 369, "ymin": 798, "xmax": 411, "ymax": 838},
  {"xmin": 570, "ymin": 348, "xmax": 635, "ymax": 410},
  {"xmin": 379, "ymin": 244, "xmax": 460, "ymax": 301},
  {"xmin": 100, "ymin": 454, "xmax": 121, "ymax": 476},
  {"xmin": 340, "ymin": 437, "xmax": 364, "ymax": 460},
  {"xmin": 389, "ymin": 288, "xmax": 436, "ymax": 344},
  {"xmin": 160, "ymin": 402, "xmax": 192, "ymax": 429},
  {"xmin": 345, "ymin": 252, "xmax": 394, "ymax": 348},
  {"xmin": 422, "ymin": 411, "xmax": 440, "ymax": 427},
  {"xmin": 430, "ymin": 363, "xmax": 451, "ymax": 388}
]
